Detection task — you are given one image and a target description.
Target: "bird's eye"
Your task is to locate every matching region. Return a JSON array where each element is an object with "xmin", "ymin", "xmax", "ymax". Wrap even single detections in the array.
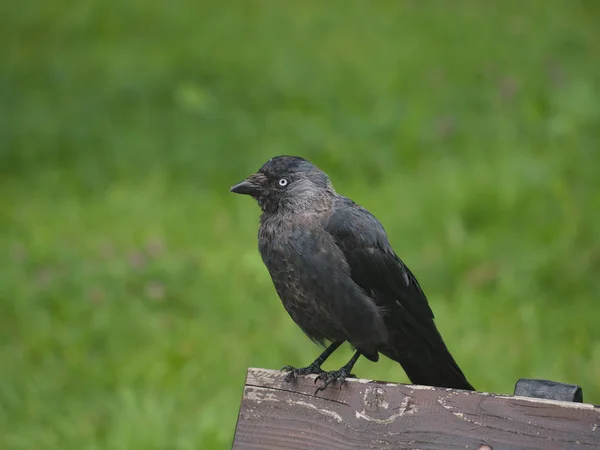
[{"xmin": 278, "ymin": 178, "xmax": 288, "ymax": 187}]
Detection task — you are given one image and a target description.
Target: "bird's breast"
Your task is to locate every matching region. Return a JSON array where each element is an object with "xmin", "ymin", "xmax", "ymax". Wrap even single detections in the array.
[{"xmin": 257, "ymin": 215, "xmax": 333, "ymax": 309}]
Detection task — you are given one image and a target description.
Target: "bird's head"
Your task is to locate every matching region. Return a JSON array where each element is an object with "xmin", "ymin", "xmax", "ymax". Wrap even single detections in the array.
[{"xmin": 230, "ymin": 156, "xmax": 334, "ymax": 213}]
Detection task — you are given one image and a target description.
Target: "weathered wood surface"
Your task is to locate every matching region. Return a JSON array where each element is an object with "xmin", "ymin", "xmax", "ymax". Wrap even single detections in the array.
[{"xmin": 233, "ymin": 368, "xmax": 600, "ymax": 450}]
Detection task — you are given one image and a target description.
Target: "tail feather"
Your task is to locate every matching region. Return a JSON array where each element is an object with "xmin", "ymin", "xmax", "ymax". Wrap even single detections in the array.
[{"xmin": 380, "ymin": 323, "xmax": 474, "ymax": 391}]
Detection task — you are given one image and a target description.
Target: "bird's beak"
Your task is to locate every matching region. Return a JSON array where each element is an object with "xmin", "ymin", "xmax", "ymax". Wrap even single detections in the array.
[{"xmin": 230, "ymin": 173, "xmax": 265, "ymax": 197}]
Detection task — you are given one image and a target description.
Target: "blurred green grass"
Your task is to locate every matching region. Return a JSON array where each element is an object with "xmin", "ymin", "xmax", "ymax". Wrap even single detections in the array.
[{"xmin": 2, "ymin": 0, "xmax": 600, "ymax": 448}]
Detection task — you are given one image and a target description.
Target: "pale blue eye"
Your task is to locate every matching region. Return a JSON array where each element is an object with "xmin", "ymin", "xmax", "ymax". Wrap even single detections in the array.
[{"xmin": 278, "ymin": 178, "xmax": 288, "ymax": 187}]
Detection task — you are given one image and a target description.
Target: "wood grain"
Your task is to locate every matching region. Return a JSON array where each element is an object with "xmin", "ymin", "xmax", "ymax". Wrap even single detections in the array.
[{"xmin": 232, "ymin": 368, "xmax": 600, "ymax": 450}]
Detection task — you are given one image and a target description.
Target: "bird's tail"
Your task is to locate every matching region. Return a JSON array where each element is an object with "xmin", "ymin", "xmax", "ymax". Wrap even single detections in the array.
[{"xmin": 380, "ymin": 322, "xmax": 474, "ymax": 391}]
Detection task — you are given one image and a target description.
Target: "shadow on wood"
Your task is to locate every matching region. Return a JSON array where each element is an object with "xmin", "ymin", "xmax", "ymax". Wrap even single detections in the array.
[{"xmin": 232, "ymin": 368, "xmax": 599, "ymax": 450}]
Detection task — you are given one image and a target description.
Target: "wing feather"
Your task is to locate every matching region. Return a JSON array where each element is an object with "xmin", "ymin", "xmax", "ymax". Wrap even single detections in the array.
[{"xmin": 324, "ymin": 197, "xmax": 436, "ymax": 335}]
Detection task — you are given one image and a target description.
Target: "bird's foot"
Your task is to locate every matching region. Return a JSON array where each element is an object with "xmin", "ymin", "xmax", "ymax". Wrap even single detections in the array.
[
  {"xmin": 314, "ymin": 368, "xmax": 356, "ymax": 394},
  {"xmin": 281, "ymin": 363, "xmax": 325, "ymax": 383}
]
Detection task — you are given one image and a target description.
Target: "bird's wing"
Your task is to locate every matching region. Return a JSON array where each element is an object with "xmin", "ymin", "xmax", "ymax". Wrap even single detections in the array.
[
  {"xmin": 324, "ymin": 197, "xmax": 473, "ymax": 390},
  {"xmin": 324, "ymin": 197, "xmax": 436, "ymax": 331}
]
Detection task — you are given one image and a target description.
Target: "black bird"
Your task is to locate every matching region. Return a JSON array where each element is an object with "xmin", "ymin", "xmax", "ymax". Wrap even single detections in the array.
[{"xmin": 231, "ymin": 156, "xmax": 474, "ymax": 393}]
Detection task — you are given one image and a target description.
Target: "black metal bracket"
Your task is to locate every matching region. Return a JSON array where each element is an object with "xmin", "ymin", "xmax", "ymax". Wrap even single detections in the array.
[{"xmin": 514, "ymin": 378, "xmax": 583, "ymax": 403}]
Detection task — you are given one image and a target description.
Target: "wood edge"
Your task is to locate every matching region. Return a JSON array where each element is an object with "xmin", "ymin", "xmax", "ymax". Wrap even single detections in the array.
[{"xmin": 244, "ymin": 367, "xmax": 600, "ymax": 411}]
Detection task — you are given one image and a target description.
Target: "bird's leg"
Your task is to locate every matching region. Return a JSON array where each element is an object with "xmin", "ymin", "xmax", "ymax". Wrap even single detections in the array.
[
  {"xmin": 281, "ymin": 342, "xmax": 342, "ymax": 383},
  {"xmin": 314, "ymin": 351, "xmax": 361, "ymax": 394}
]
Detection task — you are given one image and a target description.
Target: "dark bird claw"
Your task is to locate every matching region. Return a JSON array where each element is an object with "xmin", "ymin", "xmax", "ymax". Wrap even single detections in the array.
[
  {"xmin": 281, "ymin": 364, "xmax": 325, "ymax": 383},
  {"xmin": 314, "ymin": 368, "xmax": 356, "ymax": 394}
]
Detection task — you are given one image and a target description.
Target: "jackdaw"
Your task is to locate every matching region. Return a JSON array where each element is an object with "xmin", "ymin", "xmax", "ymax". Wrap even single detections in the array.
[{"xmin": 231, "ymin": 155, "xmax": 474, "ymax": 392}]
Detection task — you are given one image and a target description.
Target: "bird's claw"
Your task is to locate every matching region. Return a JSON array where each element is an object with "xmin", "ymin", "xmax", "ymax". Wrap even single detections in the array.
[
  {"xmin": 281, "ymin": 364, "xmax": 325, "ymax": 383},
  {"xmin": 314, "ymin": 368, "xmax": 356, "ymax": 394}
]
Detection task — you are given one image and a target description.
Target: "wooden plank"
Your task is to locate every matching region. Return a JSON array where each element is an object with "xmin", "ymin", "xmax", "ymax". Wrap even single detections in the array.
[{"xmin": 232, "ymin": 368, "xmax": 600, "ymax": 450}]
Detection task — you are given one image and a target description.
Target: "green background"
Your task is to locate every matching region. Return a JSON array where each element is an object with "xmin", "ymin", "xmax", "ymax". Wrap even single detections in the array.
[{"xmin": 2, "ymin": 1, "xmax": 599, "ymax": 448}]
